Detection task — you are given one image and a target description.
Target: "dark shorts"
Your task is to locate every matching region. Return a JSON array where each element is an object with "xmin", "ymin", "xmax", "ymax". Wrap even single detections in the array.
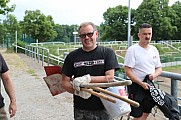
[
  {"xmin": 128, "ymin": 82, "xmax": 155, "ymax": 118},
  {"xmin": 74, "ymin": 107, "xmax": 112, "ymax": 120}
]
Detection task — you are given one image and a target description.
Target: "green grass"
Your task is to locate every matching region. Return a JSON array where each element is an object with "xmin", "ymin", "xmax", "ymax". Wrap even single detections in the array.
[
  {"xmin": 26, "ymin": 69, "xmax": 37, "ymax": 76},
  {"xmin": 162, "ymin": 65, "xmax": 181, "ymax": 72}
]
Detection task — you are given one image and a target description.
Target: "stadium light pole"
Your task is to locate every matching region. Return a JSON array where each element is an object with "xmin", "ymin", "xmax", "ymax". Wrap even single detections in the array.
[
  {"xmin": 127, "ymin": 0, "xmax": 131, "ymax": 47},
  {"xmin": 73, "ymin": 31, "xmax": 78, "ymax": 45}
]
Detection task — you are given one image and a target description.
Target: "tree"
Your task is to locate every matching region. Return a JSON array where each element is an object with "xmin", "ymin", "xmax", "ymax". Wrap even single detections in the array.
[
  {"xmin": 22, "ymin": 10, "xmax": 57, "ymax": 42},
  {"xmin": 134, "ymin": 0, "xmax": 177, "ymax": 41},
  {"xmin": 0, "ymin": 22, "xmax": 6, "ymax": 44},
  {"xmin": 0, "ymin": 0, "xmax": 15, "ymax": 15},
  {"xmin": 101, "ymin": 5, "xmax": 135, "ymax": 41},
  {"xmin": 53, "ymin": 24, "xmax": 78, "ymax": 43},
  {"xmin": 3, "ymin": 14, "xmax": 20, "ymax": 44},
  {"xmin": 53, "ymin": 24, "xmax": 65, "ymax": 42},
  {"xmin": 171, "ymin": 1, "xmax": 181, "ymax": 40}
]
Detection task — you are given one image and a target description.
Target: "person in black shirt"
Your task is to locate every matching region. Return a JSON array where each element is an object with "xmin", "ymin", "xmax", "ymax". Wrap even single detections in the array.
[
  {"xmin": 0, "ymin": 53, "xmax": 17, "ymax": 119},
  {"xmin": 61, "ymin": 22, "xmax": 119, "ymax": 120}
]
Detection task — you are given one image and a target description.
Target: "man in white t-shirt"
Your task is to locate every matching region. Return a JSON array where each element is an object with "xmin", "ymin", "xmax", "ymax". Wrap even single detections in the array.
[{"xmin": 124, "ymin": 23, "xmax": 162, "ymax": 120}]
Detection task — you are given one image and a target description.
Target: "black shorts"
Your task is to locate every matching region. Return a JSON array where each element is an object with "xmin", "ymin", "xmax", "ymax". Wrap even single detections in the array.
[
  {"xmin": 74, "ymin": 108, "xmax": 112, "ymax": 120},
  {"xmin": 128, "ymin": 82, "xmax": 155, "ymax": 118},
  {"xmin": 129, "ymin": 93, "xmax": 155, "ymax": 117}
]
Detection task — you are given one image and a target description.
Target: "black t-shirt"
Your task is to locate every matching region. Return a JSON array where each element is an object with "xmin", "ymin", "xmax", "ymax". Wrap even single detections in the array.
[
  {"xmin": 62, "ymin": 46, "xmax": 119, "ymax": 110},
  {"xmin": 0, "ymin": 53, "xmax": 9, "ymax": 108}
]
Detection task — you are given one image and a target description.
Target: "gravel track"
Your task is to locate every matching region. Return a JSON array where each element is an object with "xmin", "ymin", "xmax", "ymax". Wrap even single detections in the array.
[{"xmin": 1, "ymin": 50, "xmax": 73, "ymax": 120}]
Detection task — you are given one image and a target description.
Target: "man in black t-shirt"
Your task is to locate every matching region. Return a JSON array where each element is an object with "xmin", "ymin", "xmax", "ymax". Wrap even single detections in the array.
[
  {"xmin": 0, "ymin": 53, "xmax": 17, "ymax": 119},
  {"xmin": 61, "ymin": 22, "xmax": 119, "ymax": 120}
]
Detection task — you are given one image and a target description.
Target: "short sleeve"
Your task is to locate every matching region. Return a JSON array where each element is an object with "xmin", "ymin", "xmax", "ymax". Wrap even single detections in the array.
[
  {"xmin": 61, "ymin": 53, "xmax": 74, "ymax": 77},
  {"xmin": 124, "ymin": 47, "xmax": 135, "ymax": 68},
  {"xmin": 0, "ymin": 54, "xmax": 9, "ymax": 74},
  {"xmin": 105, "ymin": 48, "xmax": 120, "ymax": 71}
]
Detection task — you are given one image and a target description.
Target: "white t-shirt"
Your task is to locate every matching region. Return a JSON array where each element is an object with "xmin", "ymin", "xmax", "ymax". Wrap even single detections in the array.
[{"xmin": 124, "ymin": 43, "xmax": 162, "ymax": 81}]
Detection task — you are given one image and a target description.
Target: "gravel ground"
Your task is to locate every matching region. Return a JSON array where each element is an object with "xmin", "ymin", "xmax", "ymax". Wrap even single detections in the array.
[{"xmin": 1, "ymin": 50, "xmax": 73, "ymax": 120}]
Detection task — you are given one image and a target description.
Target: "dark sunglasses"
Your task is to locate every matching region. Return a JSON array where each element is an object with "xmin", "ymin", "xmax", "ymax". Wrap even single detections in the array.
[{"xmin": 79, "ymin": 31, "xmax": 95, "ymax": 39}]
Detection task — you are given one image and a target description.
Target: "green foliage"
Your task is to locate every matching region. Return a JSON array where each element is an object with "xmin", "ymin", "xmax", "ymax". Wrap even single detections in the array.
[
  {"xmin": 53, "ymin": 24, "xmax": 78, "ymax": 42},
  {"xmin": 0, "ymin": 22, "xmax": 5, "ymax": 43},
  {"xmin": 100, "ymin": 0, "xmax": 181, "ymax": 41},
  {"xmin": 100, "ymin": 5, "xmax": 135, "ymax": 41},
  {"xmin": 171, "ymin": 1, "xmax": 181, "ymax": 40},
  {"xmin": 0, "ymin": 0, "xmax": 15, "ymax": 15},
  {"xmin": 22, "ymin": 10, "xmax": 57, "ymax": 42},
  {"xmin": 134, "ymin": 0, "xmax": 178, "ymax": 41},
  {"xmin": 3, "ymin": 14, "xmax": 20, "ymax": 44},
  {"xmin": 17, "ymin": 40, "xmax": 26, "ymax": 48},
  {"xmin": 16, "ymin": 40, "xmax": 26, "ymax": 53}
]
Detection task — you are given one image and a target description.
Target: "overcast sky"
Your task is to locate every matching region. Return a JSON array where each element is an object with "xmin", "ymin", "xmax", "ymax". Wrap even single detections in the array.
[{"xmin": 1, "ymin": 0, "xmax": 179, "ymax": 25}]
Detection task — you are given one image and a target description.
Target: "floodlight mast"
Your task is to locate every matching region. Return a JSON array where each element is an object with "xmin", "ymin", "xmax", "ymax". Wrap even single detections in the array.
[
  {"xmin": 73, "ymin": 31, "xmax": 78, "ymax": 45},
  {"xmin": 127, "ymin": 0, "xmax": 132, "ymax": 47}
]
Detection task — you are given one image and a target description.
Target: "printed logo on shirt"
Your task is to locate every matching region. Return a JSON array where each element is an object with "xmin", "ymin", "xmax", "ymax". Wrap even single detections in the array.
[{"xmin": 74, "ymin": 59, "xmax": 104, "ymax": 68}]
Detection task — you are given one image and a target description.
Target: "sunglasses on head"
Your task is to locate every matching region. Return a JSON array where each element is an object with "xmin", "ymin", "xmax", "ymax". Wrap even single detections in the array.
[{"xmin": 79, "ymin": 31, "xmax": 95, "ymax": 39}]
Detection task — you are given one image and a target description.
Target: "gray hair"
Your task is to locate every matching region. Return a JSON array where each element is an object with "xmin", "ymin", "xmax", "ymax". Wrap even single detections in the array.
[{"xmin": 78, "ymin": 22, "xmax": 97, "ymax": 33}]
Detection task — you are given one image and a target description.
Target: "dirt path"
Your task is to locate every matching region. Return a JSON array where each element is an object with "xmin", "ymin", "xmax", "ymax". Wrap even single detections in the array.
[{"xmin": 1, "ymin": 50, "xmax": 73, "ymax": 120}]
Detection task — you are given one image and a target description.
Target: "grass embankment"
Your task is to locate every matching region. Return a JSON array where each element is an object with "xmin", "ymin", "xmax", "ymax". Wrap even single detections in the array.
[{"xmin": 163, "ymin": 65, "xmax": 181, "ymax": 73}]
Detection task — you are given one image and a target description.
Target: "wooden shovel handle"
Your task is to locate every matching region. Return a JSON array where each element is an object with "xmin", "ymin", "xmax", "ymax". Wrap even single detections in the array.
[
  {"xmin": 92, "ymin": 87, "xmax": 140, "ymax": 108},
  {"xmin": 81, "ymin": 88, "xmax": 116, "ymax": 103},
  {"xmin": 80, "ymin": 80, "xmax": 132, "ymax": 88}
]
